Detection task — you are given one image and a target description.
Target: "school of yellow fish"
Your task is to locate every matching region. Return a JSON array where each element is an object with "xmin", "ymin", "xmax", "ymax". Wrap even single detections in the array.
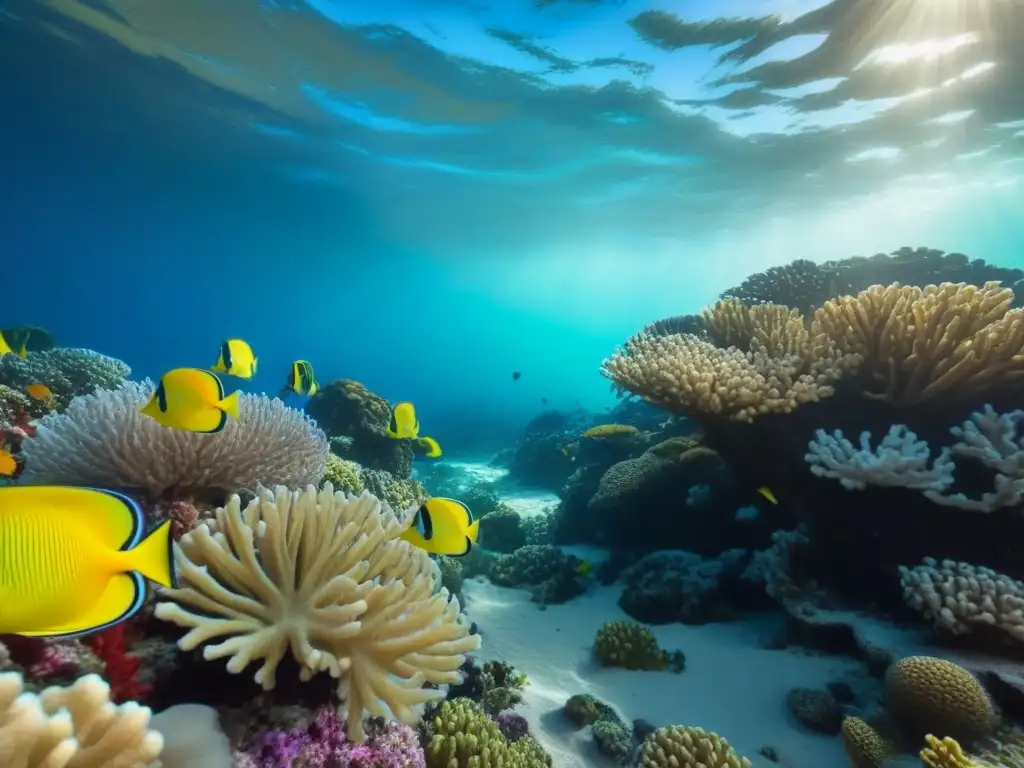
[{"xmin": 0, "ymin": 334, "xmax": 477, "ymax": 638}]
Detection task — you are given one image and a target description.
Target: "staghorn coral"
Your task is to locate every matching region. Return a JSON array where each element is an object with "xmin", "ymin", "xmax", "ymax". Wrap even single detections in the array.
[
  {"xmin": 639, "ymin": 725, "xmax": 751, "ymax": 768},
  {"xmin": 805, "ymin": 425, "xmax": 954, "ymax": 492},
  {"xmin": 20, "ymin": 381, "xmax": 328, "ymax": 496},
  {"xmin": 899, "ymin": 558, "xmax": 1024, "ymax": 644},
  {"xmin": 0, "ymin": 671, "xmax": 163, "ymax": 767},
  {"xmin": 840, "ymin": 716, "xmax": 893, "ymax": 768},
  {"xmin": 0, "ymin": 348, "xmax": 130, "ymax": 411},
  {"xmin": 811, "ymin": 281, "xmax": 1022, "ymax": 405},
  {"xmin": 884, "ymin": 656, "xmax": 997, "ymax": 744},
  {"xmin": 925, "ymin": 405, "xmax": 1024, "ymax": 512},
  {"xmin": 593, "ymin": 620, "xmax": 685, "ymax": 672},
  {"xmin": 425, "ymin": 698, "xmax": 551, "ymax": 767},
  {"xmin": 702, "ymin": 298, "xmax": 809, "ymax": 355},
  {"xmin": 638, "ymin": 314, "xmax": 708, "ymax": 340},
  {"xmin": 601, "ymin": 326, "xmax": 856, "ymax": 423},
  {"xmin": 154, "ymin": 484, "xmax": 480, "ymax": 741}
]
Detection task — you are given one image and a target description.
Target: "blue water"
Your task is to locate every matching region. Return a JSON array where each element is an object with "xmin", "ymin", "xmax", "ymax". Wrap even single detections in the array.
[{"xmin": 4, "ymin": 0, "xmax": 1023, "ymax": 455}]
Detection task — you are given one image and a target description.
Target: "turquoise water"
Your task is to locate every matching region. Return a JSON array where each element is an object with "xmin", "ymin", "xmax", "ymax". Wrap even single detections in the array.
[{"xmin": 3, "ymin": 0, "xmax": 1022, "ymax": 447}]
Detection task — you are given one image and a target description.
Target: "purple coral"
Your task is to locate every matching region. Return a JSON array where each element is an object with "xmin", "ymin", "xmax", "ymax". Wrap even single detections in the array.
[
  {"xmin": 497, "ymin": 711, "xmax": 530, "ymax": 743},
  {"xmin": 246, "ymin": 709, "xmax": 425, "ymax": 768}
]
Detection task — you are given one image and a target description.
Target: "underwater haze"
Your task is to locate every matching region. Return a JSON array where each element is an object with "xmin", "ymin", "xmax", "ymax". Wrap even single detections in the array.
[{"xmin": 2, "ymin": 0, "xmax": 1023, "ymax": 453}]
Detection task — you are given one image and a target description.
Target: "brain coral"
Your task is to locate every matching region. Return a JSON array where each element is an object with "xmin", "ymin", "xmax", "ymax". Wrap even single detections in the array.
[
  {"xmin": 885, "ymin": 656, "xmax": 997, "ymax": 744},
  {"xmin": 20, "ymin": 380, "xmax": 329, "ymax": 496}
]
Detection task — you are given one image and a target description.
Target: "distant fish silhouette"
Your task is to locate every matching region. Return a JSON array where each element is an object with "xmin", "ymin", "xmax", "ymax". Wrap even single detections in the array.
[
  {"xmin": 541, "ymin": 397, "xmax": 548, "ymax": 406},
  {"xmin": 512, "ymin": 371, "xmax": 521, "ymax": 381}
]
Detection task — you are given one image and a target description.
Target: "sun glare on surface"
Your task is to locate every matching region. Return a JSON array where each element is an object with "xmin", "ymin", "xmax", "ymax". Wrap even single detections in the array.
[{"xmin": 857, "ymin": 32, "xmax": 979, "ymax": 69}]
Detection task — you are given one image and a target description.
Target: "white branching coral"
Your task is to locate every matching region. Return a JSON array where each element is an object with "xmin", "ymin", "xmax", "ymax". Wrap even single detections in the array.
[
  {"xmin": 20, "ymin": 380, "xmax": 328, "ymax": 495},
  {"xmin": 899, "ymin": 558, "xmax": 1024, "ymax": 643},
  {"xmin": 154, "ymin": 483, "xmax": 480, "ymax": 741},
  {"xmin": 805, "ymin": 425, "xmax": 954, "ymax": 491},
  {"xmin": 0, "ymin": 672, "xmax": 163, "ymax": 767},
  {"xmin": 925, "ymin": 405, "xmax": 1024, "ymax": 512}
]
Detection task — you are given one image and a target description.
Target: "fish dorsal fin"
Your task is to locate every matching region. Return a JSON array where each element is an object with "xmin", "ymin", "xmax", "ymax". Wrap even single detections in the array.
[{"xmin": 0, "ymin": 486, "xmax": 145, "ymax": 550}]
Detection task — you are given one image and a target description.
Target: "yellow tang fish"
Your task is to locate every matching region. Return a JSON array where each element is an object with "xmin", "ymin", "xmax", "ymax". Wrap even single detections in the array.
[
  {"xmin": 387, "ymin": 402, "xmax": 419, "ymax": 439},
  {"xmin": 211, "ymin": 339, "xmax": 258, "ymax": 379},
  {"xmin": 415, "ymin": 436, "xmax": 443, "ymax": 459},
  {"xmin": 282, "ymin": 360, "xmax": 319, "ymax": 397},
  {"xmin": 0, "ymin": 485, "xmax": 175, "ymax": 638},
  {"xmin": 0, "ymin": 447, "xmax": 24, "ymax": 479},
  {"xmin": 140, "ymin": 368, "xmax": 240, "ymax": 434},
  {"xmin": 401, "ymin": 497, "xmax": 479, "ymax": 557},
  {"xmin": 0, "ymin": 330, "xmax": 27, "ymax": 358}
]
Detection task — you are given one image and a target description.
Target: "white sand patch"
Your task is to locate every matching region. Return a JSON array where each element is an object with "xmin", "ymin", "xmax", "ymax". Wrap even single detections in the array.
[
  {"xmin": 501, "ymin": 492, "xmax": 560, "ymax": 519},
  {"xmin": 465, "ymin": 580, "xmax": 857, "ymax": 768},
  {"xmin": 443, "ymin": 461, "xmax": 509, "ymax": 485}
]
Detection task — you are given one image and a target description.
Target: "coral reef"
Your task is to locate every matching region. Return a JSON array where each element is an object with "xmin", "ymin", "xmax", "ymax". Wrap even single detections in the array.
[
  {"xmin": 488, "ymin": 545, "xmax": 585, "ymax": 605},
  {"xmin": 0, "ymin": 348, "xmax": 130, "ymax": 411},
  {"xmin": 20, "ymin": 381, "xmax": 328, "ymax": 497},
  {"xmin": 424, "ymin": 698, "xmax": 551, "ymax": 766},
  {"xmin": 154, "ymin": 483, "xmax": 480, "ymax": 740},
  {"xmin": 639, "ymin": 725, "xmax": 751, "ymax": 767},
  {"xmin": 307, "ymin": 379, "xmax": 414, "ymax": 477}
]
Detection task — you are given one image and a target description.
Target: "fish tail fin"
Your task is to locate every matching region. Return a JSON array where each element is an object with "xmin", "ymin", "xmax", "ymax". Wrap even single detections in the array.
[
  {"xmin": 466, "ymin": 519, "xmax": 480, "ymax": 543},
  {"xmin": 123, "ymin": 520, "xmax": 176, "ymax": 589},
  {"xmin": 219, "ymin": 390, "xmax": 241, "ymax": 420},
  {"xmin": 17, "ymin": 341, "xmax": 27, "ymax": 358}
]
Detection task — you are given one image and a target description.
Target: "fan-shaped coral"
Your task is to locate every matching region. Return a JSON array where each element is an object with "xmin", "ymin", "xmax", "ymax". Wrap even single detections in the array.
[
  {"xmin": 154, "ymin": 483, "xmax": 480, "ymax": 741},
  {"xmin": 19, "ymin": 380, "xmax": 328, "ymax": 496}
]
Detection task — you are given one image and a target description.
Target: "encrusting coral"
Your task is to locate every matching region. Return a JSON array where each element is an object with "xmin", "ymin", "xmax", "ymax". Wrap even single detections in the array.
[
  {"xmin": 639, "ymin": 725, "xmax": 751, "ymax": 768},
  {"xmin": 0, "ymin": 671, "xmax": 163, "ymax": 767},
  {"xmin": 19, "ymin": 380, "xmax": 329, "ymax": 496},
  {"xmin": 154, "ymin": 483, "xmax": 480, "ymax": 741}
]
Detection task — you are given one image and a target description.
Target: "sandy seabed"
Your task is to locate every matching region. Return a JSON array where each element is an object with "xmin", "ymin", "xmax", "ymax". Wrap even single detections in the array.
[{"xmin": 464, "ymin": 580, "xmax": 857, "ymax": 768}]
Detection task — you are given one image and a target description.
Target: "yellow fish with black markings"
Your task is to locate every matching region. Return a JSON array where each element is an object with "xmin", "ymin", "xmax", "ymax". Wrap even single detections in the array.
[
  {"xmin": 0, "ymin": 330, "xmax": 26, "ymax": 358},
  {"xmin": 281, "ymin": 360, "xmax": 319, "ymax": 397},
  {"xmin": 414, "ymin": 436, "xmax": 442, "ymax": 459},
  {"xmin": 140, "ymin": 368, "xmax": 240, "ymax": 433},
  {"xmin": 401, "ymin": 497, "xmax": 479, "ymax": 556},
  {"xmin": 387, "ymin": 401, "xmax": 419, "ymax": 439},
  {"xmin": 0, "ymin": 485, "xmax": 175, "ymax": 638},
  {"xmin": 211, "ymin": 339, "xmax": 257, "ymax": 379}
]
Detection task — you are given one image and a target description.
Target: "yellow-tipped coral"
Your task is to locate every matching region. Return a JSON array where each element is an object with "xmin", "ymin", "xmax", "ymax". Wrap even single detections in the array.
[
  {"xmin": 154, "ymin": 483, "xmax": 480, "ymax": 741},
  {"xmin": 921, "ymin": 735, "xmax": 981, "ymax": 768},
  {"xmin": 581, "ymin": 424, "xmax": 639, "ymax": 439},
  {"xmin": 639, "ymin": 725, "xmax": 752, "ymax": 767}
]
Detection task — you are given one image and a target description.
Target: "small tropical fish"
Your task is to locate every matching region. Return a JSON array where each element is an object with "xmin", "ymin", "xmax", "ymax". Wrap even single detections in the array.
[
  {"xmin": 0, "ymin": 486, "xmax": 175, "ymax": 638},
  {"xmin": 211, "ymin": 339, "xmax": 257, "ymax": 379},
  {"xmin": 541, "ymin": 397, "xmax": 548, "ymax": 406},
  {"xmin": 575, "ymin": 560, "xmax": 593, "ymax": 577},
  {"xmin": 281, "ymin": 360, "xmax": 318, "ymax": 398},
  {"xmin": 512, "ymin": 371, "xmax": 521, "ymax": 381},
  {"xmin": 401, "ymin": 497, "xmax": 479, "ymax": 557},
  {"xmin": 140, "ymin": 368, "xmax": 240, "ymax": 434},
  {"xmin": 24, "ymin": 383, "xmax": 56, "ymax": 408},
  {"xmin": 414, "ymin": 436, "xmax": 443, "ymax": 459},
  {"xmin": 757, "ymin": 486, "xmax": 778, "ymax": 505},
  {"xmin": 0, "ymin": 447, "xmax": 24, "ymax": 479},
  {"xmin": 387, "ymin": 402, "xmax": 420, "ymax": 439},
  {"xmin": 0, "ymin": 330, "xmax": 27, "ymax": 358}
]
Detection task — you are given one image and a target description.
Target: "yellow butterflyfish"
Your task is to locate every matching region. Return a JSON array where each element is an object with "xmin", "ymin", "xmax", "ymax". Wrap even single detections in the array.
[
  {"xmin": 0, "ymin": 447, "xmax": 24, "ymax": 479},
  {"xmin": 387, "ymin": 402, "xmax": 419, "ymax": 439},
  {"xmin": 0, "ymin": 485, "xmax": 175, "ymax": 638},
  {"xmin": 757, "ymin": 486, "xmax": 778, "ymax": 505},
  {"xmin": 211, "ymin": 339, "xmax": 258, "ymax": 379},
  {"xmin": 415, "ymin": 436, "xmax": 443, "ymax": 459},
  {"xmin": 401, "ymin": 497, "xmax": 479, "ymax": 557},
  {"xmin": 140, "ymin": 368, "xmax": 240, "ymax": 434},
  {"xmin": 24, "ymin": 383, "xmax": 56, "ymax": 409},
  {"xmin": 0, "ymin": 330, "xmax": 26, "ymax": 358},
  {"xmin": 281, "ymin": 360, "xmax": 318, "ymax": 397}
]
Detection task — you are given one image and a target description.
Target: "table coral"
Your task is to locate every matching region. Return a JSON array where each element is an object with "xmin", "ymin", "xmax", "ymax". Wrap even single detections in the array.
[{"xmin": 154, "ymin": 483, "xmax": 480, "ymax": 741}]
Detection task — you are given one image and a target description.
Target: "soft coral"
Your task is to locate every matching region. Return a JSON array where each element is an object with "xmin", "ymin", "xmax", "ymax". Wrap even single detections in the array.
[{"xmin": 84, "ymin": 623, "xmax": 150, "ymax": 703}]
